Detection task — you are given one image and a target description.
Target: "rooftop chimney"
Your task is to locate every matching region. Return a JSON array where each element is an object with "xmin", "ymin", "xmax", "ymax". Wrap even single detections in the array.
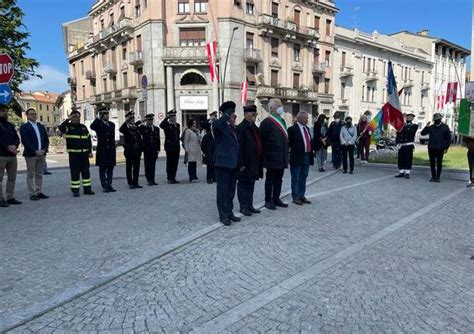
[{"xmin": 418, "ymin": 29, "xmax": 429, "ymax": 36}]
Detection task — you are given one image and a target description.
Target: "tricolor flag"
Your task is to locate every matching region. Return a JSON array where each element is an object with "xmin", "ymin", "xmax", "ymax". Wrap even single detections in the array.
[
  {"xmin": 240, "ymin": 80, "xmax": 248, "ymax": 105},
  {"xmin": 206, "ymin": 41, "xmax": 218, "ymax": 82},
  {"xmin": 446, "ymin": 82, "xmax": 458, "ymax": 104}
]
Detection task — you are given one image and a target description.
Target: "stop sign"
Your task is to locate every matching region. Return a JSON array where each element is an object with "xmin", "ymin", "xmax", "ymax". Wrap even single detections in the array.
[{"xmin": 0, "ymin": 54, "xmax": 14, "ymax": 83}]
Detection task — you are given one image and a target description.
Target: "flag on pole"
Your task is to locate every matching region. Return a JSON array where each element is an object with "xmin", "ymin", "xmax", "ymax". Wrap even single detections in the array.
[
  {"xmin": 382, "ymin": 61, "xmax": 405, "ymax": 131},
  {"xmin": 446, "ymin": 82, "xmax": 458, "ymax": 103},
  {"xmin": 436, "ymin": 95, "xmax": 446, "ymax": 111},
  {"xmin": 206, "ymin": 41, "xmax": 218, "ymax": 82},
  {"xmin": 240, "ymin": 80, "xmax": 248, "ymax": 105}
]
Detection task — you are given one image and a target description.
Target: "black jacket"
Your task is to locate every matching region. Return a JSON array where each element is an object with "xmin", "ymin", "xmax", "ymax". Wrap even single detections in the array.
[
  {"xmin": 201, "ymin": 132, "xmax": 215, "ymax": 166},
  {"xmin": 288, "ymin": 123, "xmax": 315, "ymax": 166},
  {"xmin": 140, "ymin": 124, "xmax": 161, "ymax": 155},
  {"xmin": 421, "ymin": 123, "xmax": 451, "ymax": 150},
  {"xmin": 19, "ymin": 121, "xmax": 49, "ymax": 157},
  {"xmin": 259, "ymin": 115, "xmax": 289, "ymax": 169},
  {"xmin": 119, "ymin": 121, "xmax": 143, "ymax": 155},
  {"xmin": 327, "ymin": 121, "xmax": 344, "ymax": 145},
  {"xmin": 312, "ymin": 122, "xmax": 329, "ymax": 151},
  {"xmin": 236, "ymin": 119, "xmax": 263, "ymax": 181},
  {"xmin": 0, "ymin": 118, "xmax": 19, "ymax": 157},
  {"xmin": 396, "ymin": 122, "xmax": 419, "ymax": 145},
  {"xmin": 58, "ymin": 120, "xmax": 92, "ymax": 154},
  {"xmin": 90, "ymin": 118, "xmax": 116, "ymax": 166},
  {"xmin": 212, "ymin": 113, "xmax": 239, "ymax": 169},
  {"xmin": 159, "ymin": 117, "xmax": 181, "ymax": 152}
]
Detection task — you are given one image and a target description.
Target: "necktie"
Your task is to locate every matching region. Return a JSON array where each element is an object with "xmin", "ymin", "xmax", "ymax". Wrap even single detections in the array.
[{"xmin": 303, "ymin": 127, "xmax": 311, "ymax": 153}]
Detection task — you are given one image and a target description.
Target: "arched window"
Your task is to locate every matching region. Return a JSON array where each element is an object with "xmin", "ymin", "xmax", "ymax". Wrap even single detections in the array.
[
  {"xmin": 180, "ymin": 70, "xmax": 207, "ymax": 86},
  {"xmin": 119, "ymin": 3, "xmax": 125, "ymax": 19}
]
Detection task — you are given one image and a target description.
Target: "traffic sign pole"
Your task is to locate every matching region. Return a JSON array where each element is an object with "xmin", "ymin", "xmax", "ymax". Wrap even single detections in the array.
[{"xmin": 0, "ymin": 54, "xmax": 14, "ymax": 106}]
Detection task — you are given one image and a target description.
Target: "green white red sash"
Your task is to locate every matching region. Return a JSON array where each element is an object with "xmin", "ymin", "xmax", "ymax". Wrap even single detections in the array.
[{"xmin": 269, "ymin": 113, "xmax": 288, "ymax": 139}]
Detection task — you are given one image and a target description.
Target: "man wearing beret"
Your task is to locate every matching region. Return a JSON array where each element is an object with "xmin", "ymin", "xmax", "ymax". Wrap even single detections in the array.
[
  {"xmin": 119, "ymin": 111, "xmax": 143, "ymax": 189},
  {"xmin": 140, "ymin": 113, "xmax": 161, "ymax": 186},
  {"xmin": 213, "ymin": 101, "xmax": 241, "ymax": 225},
  {"xmin": 90, "ymin": 106, "xmax": 117, "ymax": 192},
  {"xmin": 159, "ymin": 109, "xmax": 181, "ymax": 184},
  {"xmin": 236, "ymin": 104, "xmax": 262, "ymax": 216},
  {"xmin": 395, "ymin": 112, "xmax": 418, "ymax": 179}
]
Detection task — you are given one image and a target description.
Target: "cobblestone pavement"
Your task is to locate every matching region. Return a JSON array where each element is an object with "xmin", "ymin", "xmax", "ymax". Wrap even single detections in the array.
[{"xmin": 3, "ymin": 161, "xmax": 472, "ymax": 333}]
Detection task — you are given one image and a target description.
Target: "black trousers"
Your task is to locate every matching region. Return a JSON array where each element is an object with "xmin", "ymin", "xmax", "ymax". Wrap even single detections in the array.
[
  {"xmin": 342, "ymin": 145, "xmax": 355, "ymax": 172},
  {"xmin": 331, "ymin": 143, "xmax": 342, "ymax": 168},
  {"xmin": 99, "ymin": 166, "xmax": 114, "ymax": 189},
  {"xmin": 166, "ymin": 150, "xmax": 180, "ymax": 181},
  {"xmin": 144, "ymin": 152, "xmax": 158, "ymax": 183},
  {"xmin": 125, "ymin": 151, "xmax": 141, "ymax": 186},
  {"xmin": 237, "ymin": 179, "xmax": 256, "ymax": 211},
  {"xmin": 398, "ymin": 145, "xmax": 414, "ymax": 170},
  {"xmin": 69, "ymin": 153, "xmax": 91, "ymax": 193},
  {"xmin": 207, "ymin": 164, "xmax": 216, "ymax": 183},
  {"xmin": 188, "ymin": 161, "xmax": 197, "ymax": 181},
  {"xmin": 428, "ymin": 148, "xmax": 444, "ymax": 179},
  {"xmin": 265, "ymin": 168, "xmax": 284, "ymax": 203},
  {"xmin": 215, "ymin": 166, "xmax": 237, "ymax": 220},
  {"xmin": 468, "ymin": 151, "xmax": 474, "ymax": 182}
]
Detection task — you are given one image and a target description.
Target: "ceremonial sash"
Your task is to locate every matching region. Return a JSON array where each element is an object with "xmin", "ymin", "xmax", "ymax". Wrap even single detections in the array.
[{"xmin": 269, "ymin": 114, "xmax": 288, "ymax": 139}]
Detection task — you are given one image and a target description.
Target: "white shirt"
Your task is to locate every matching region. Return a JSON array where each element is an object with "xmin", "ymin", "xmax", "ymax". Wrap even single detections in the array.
[
  {"xmin": 297, "ymin": 122, "xmax": 310, "ymax": 152},
  {"xmin": 29, "ymin": 120, "xmax": 42, "ymax": 151}
]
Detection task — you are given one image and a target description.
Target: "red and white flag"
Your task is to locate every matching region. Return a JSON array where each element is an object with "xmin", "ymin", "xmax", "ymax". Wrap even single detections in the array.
[
  {"xmin": 445, "ymin": 82, "xmax": 458, "ymax": 104},
  {"xmin": 436, "ymin": 95, "xmax": 445, "ymax": 111},
  {"xmin": 206, "ymin": 41, "xmax": 218, "ymax": 82},
  {"xmin": 240, "ymin": 80, "xmax": 248, "ymax": 105}
]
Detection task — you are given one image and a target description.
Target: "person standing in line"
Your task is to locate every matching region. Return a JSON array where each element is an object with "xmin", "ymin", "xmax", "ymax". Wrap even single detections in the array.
[
  {"xmin": 201, "ymin": 123, "xmax": 215, "ymax": 184},
  {"xmin": 394, "ymin": 112, "xmax": 418, "ymax": 179},
  {"xmin": 236, "ymin": 104, "xmax": 263, "ymax": 216},
  {"xmin": 140, "ymin": 114, "xmax": 161, "ymax": 186},
  {"xmin": 119, "ymin": 111, "xmax": 143, "ymax": 189},
  {"xmin": 327, "ymin": 113, "xmax": 344, "ymax": 170},
  {"xmin": 0, "ymin": 105, "xmax": 22, "ymax": 207},
  {"xmin": 159, "ymin": 109, "xmax": 181, "ymax": 184},
  {"xmin": 19, "ymin": 108, "xmax": 50, "ymax": 200},
  {"xmin": 90, "ymin": 106, "xmax": 117, "ymax": 192},
  {"xmin": 213, "ymin": 101, "xmax": 240, "ymax": 226},
  {"xmin": 43, "ymin": 161, "xmax": 52, "ymax": 175},
  {"xmin": 340, "ymin": 116, "xmax": 358, "ymax": 174},
  {"xmin": 288, "ymin": 111, "xmax": 314, "ymax": 205},
  {"xmin": 183, "ymin": 118, "xmax": 201, "ymax": 183},
  {"xmin": 421, "ymin": 113, "xmax": 451, "ymax": 182},
  {"xmin": 313, "ymin": 114, "xmax": 329, "ymax": 172},
  {"xmin": 463, "ymin": 135, "xmax": 474, "ymax": 187},
  {"xmin": 259, "ymin": 98, "xmax": 289, "ymax": 210},
  {"xmin": 58, "ymin": 110, "xmax": 95, "ymax": 197},
  {"xmin": 357, "ymin": 115, "xmax": 372, "ymax": 164}
]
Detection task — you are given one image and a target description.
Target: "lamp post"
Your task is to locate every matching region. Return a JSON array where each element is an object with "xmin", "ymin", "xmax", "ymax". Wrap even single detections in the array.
[{"xmin": 220, "ymin": 26, "xmax": 239, "ymax": 104}]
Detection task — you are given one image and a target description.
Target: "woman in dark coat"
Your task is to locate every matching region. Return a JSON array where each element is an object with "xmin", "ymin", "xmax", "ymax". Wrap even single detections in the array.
[
  {"xmin": 201, "ymin": 125, "xmax": 215, "ymax": 183},
  {"xmin": 312, "ymin": 114, "xmax": 329, "ymax": 172},
  {"xmin": 90, "ymin": 108, "xmax": 116, "ymax": 192}
]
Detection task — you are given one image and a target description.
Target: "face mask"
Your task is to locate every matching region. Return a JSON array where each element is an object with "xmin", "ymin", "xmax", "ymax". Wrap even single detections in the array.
[
  {"xmin": 434, "ymin": 119, "xmax": 442, "ymax": 125},
  {"xmin": 346, "ymin": 122, "xmax": 352, "ymax": 127},
  {"xmin": 334, "ymin": 118, "xmax": 340, "ymax": 123},
  {"xmin": 276, "ymin": 106, "xmax": 284, "ymax": 115}
]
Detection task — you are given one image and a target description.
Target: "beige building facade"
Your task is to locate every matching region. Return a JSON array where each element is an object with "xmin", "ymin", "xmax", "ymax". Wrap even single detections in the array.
[
  {"xmin": 15, "ymin": 91, "xmax": 61, "ymax": 134},
  {"xmin": 63, "ymin": 0, "xmax": 337, "ymax": 127}
]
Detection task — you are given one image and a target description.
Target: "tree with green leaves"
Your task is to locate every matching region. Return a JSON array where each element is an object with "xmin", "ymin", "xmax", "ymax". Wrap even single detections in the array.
[{"xmin": 0, "ymin": 0, "xmax": 40, "ymax": 92}]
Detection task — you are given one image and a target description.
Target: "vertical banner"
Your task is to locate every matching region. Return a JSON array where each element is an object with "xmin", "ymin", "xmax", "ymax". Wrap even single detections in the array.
[
  {"xmin": 240, "ymin": 80, "xmax": 248, "ymax": 106},
  {"xmin": 206, "ymin": 41, "xmax": 218, "ymax": 82}
]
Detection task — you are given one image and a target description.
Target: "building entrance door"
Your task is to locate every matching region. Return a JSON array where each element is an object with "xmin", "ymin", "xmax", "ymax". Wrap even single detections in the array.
[{"xmin": 182, "ymin": 110, "xmax": 207, "ymax": 129}]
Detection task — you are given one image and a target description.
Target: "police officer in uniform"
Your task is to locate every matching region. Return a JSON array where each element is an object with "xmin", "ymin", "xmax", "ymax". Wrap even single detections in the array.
[
  {"xmin": 58, "ymin": 110, "xmax": 95, "ymax": 197},
  {"xmin": 395, "ymin": 112, "xmax": 418, "ymax": 179},
  {"xmin": 140, "ymin": 113, "xmax": 161, "ymax": 186},
  {"xmin": 90, "ymin": 106, "xmax": 117, "ymax": 193},
  {"xmin": 119, "ymin": 111, "xmax": 143, "ymax": 189},
  {"xmin": 159, "ymin": 109, "xmax": 181, "ymax": 184}
]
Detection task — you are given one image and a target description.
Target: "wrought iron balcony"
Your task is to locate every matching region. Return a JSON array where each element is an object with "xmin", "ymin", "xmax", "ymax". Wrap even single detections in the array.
[
  {"xmin": 91, "ymin": 18, "xmax": 134, "ymax": 49},
  {"xmin": 244, "ymin": 48, "xmax": 262, "ymax": 63}
]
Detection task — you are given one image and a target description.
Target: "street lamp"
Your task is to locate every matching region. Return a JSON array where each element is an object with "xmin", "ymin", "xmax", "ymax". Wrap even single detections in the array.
[{"xmin": 220, "ymin": 26, "xmax": 239, "ymax": 104}]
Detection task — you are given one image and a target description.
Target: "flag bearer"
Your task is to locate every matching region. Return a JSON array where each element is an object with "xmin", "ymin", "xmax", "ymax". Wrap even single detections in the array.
[
  {"xmin": 395, "ymin": 112, "xmax": 418, "ymax": 179},
  {"xmin": 58, "ymin": 110, "xmax": 95, "ymax": 197}
]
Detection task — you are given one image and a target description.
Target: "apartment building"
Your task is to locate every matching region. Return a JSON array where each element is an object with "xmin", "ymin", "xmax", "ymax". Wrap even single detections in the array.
[{"xmin": 15, "ymin": 91, "xmax": 61, "ymax": 134}]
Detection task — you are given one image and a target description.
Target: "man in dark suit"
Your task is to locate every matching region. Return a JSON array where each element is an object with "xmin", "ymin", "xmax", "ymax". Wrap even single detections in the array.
[
  {"xmin": 236, "ymin": 104, "xmax": 262, "ymax": 216},
  {"xmin": 90, "ymin": 106, "xmax": 117, "ymax": 193},
  {"xmin": 140, "ymin": 113, "xmax": 160, "ymax": 186},
  {"xmin": 159, "ymin": 109, "xmax": 181, "ymax": 184},
  {"xmin": 259, "ymin": 98, "xmax": 289, "ymax": 210},
  {"xmin": 19, "ymin": 108, "xmax": 50, "ymax": 201},
  {"xmin": 288, "ymin": 111, "xmax": 314, "ymax": 205},
  {"xmin": 213, "ymin": 101, "xmax": 240, "ymax": 226},
  {"xmin": 119, "ymin": 111, "xmax": 143, "ymax": 189}
]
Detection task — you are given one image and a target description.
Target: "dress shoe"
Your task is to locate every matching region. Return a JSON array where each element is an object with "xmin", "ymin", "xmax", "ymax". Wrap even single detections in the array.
[
  {"xmin": 435, "ymin": 178, "xmax": 441, "ymax": 183},
  {"xmin": 84, "ymin": 190, "xmax": 95, "ymax": 195},
  {"xmin": 293, "ymin": 198, "xmax": 303, "ymax": 205},
  {"xmin": 148, "ymin": 182, "xmax": 155, "ymax": 186},
  {"xmin": 108, "ymin": 187, "xmax": 117, "ymax": 192},
  {"xmin": 0, "ymin": 199, "xmax": 9, "ymax": 207},
  {"xmin": 395, "ymin": 173, "xmax": 405, "ymax": 178},
  {"xmin": 429, "ymin": 178, "xmax": 436, "ymax": 182},
  {"xmin": 274, "ymin": 200, "xmax": 288, "ymax": 208},
  {"xmin": 265, "ymin": 202, "xmax": 277, "ymax": 210},
  {"xmin": 301, "ymin": 197, "xmax": 312, "ymax": 204},
  {"xmin": 343, "ymin": 170, "xmax": 347, "ymax": 174},
  {"xmin": 249, "ymin": 207, "xmax": 261, "ymax": 214},
  {"xmin": 467, "ymin": 182, "xmax": 473, "ymax": 188},
  {"xmin": 168, "ymin": 179, "xmax": 179, "ymax": 184},
  {"xmin": 229, "ymin": 214, "xmax": 241, "ymax": 222},
  {"xmin": 37, "ymin": 193, "xmax": 49, "ymax": 199},
  {"xmin": 349, "ymin": 171, "xmax": 353, "ymax": 174},
  {"xmin": 135, "ymin": 185, "xmax": 143, "ymax": 189},
  {"xmin": 73, "ymin": 192, "xmax": 80, "ymax": 198},
  {"xmin": 220, "ymin": 219, "xmax": 232, "ymax": 226},
  {"xmin": 240, "ymin": 209, "xmax": 252, "ymax": 216},
  {"xmin": 43, "ymin": 171, "xmax": 52, "ymax": 175},
  {"xmin": 318, "ymin": 168, "xmax": 324, "ymax": 172},
  {"xmin": 405, "ymin": 174, "xmax": 410, "ymax": 179},
  {"xmin": 30, "ymin": 195, "xmax": 40, "ymax": 201},
  {"xmin": 6, "ymin": 198, "xmax": 22, "ymax": 205},
  {"xmin": 129, "ymin": 185, "xmax": 137, "ymax": 189},
  {"xmin": 103, "ymin": 188, "xmax": 110, "ymax": 193}
]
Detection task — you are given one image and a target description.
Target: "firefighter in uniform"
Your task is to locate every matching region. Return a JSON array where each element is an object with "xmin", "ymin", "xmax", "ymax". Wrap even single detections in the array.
[
  {"xmin": 119, "ymin": 111, "xmax": 143, "ymax": 189},
  {"xmin": 395, "ymin": 112, "xmax": 418, "ymax": 179},
  {"xmin": 58, "ymin": 110, "xmax": 95, "ymax": 197},
  {"xmin": 140, "ymin": 113, "xmax": 161, "ymax": 186},
  {"xmin": 159, "ymin": 109, "xmax": 181, "ymax": 184}
]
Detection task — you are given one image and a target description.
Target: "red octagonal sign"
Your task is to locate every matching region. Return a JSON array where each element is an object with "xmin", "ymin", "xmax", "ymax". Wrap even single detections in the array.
[{"xmin": 0, "ymin": 54, "xmax": 14, "ymax": 84}]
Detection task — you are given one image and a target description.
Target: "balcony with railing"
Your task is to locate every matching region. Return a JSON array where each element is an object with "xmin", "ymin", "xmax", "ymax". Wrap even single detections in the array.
[
  {"xmin": 339, "ymin": 98, "xmax": 350, "ymax": 108},
  {"xmin": 258, "ymin": 14, "xmax": 320, "ymax": 41},
  {"xmin": 90, "ymin": 17, "xmax": 134, "ymax": 48},
  {"xmin": 103, "ymin": 62, "xmax": 117, "ymax": 75},
  {"xmin": 129, "ymin": 51, "xmax": 144, "ymax": 66},
  {"xmin": 245, "ymin": 48, "xmax": 262, "ymax": 63},
  {"xmin": 403, "ymin": 78, "xmax": 414, "ymax": 88},
  {"xmin": 339, "ymin": 66, "xmax": 353, "ymax": 78},
  {"xmin": 162, "ymin": 47, "xmax": 214, "ymax": 65},
  {"xmin": 256, "ymin": 85, "xmax": 318, "ymax": 101},
  {"xmin": 121, "ymin": 88, "xmax": 138, "ymax": 100},
  {"xmin": 85, "ymin": 70, "xmax": 96, "ymax": 81},
  {"xmin": 312, "ymin": 62, "xmax": 326, "ymax": 74},
  {"xmin": 421, "ymin": 82, "xmax": 430, "ymax": 91},
  {"xmin": 364, "ymin": 70, "xmax": 378, "ymax": 82},
  {"xmin": 67, "ymin": 76, "xmax": 77, "ymax": 86}
]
